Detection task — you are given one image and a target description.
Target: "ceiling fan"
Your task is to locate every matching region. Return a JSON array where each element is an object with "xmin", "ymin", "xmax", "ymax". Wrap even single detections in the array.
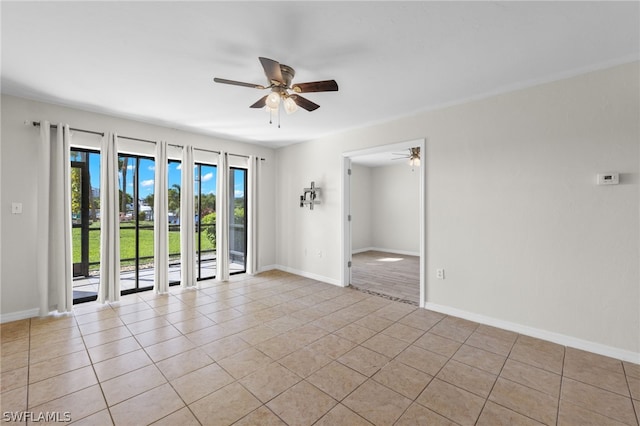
[
  {"xmin": 392, "ymin": 147, "xmax": 421, "ymax": 168},
  {"xmin": 213, "ymin": 57, "xmax": 338, "ymax": 116}
]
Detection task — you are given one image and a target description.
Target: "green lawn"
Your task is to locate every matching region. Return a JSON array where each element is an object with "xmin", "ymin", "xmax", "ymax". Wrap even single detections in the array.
[{"xmin": 72, "ymin": 222, "xmax": 215, "ymax": 270}]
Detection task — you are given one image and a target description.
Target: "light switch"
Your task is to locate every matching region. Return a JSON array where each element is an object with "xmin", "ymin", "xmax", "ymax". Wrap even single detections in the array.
[{"xmin": 12, "ymin": 202, "xmax": 22, "ymax": 214}]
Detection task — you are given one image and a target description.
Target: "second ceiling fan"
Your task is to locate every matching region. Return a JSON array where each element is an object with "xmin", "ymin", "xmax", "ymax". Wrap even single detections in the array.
[{"xmin": 214, "ymin": 57, "xmax": 338, "ymax": 115}]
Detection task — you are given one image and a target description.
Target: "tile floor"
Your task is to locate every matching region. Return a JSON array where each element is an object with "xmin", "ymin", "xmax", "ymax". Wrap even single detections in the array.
[{"xmin": 1, "ymin": 270, "xmax": 639, "ymax": 425}]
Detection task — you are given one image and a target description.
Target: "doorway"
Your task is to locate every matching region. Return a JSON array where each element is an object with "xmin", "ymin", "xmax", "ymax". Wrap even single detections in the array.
[{"xmin": 342, "ymin": 139, "xmax": 426, "ymax": 307}]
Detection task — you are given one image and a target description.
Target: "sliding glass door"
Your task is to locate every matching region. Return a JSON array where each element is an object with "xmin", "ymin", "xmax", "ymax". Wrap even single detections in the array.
[
  {"xmin": 195, "ymin": 163, "xmax": 217, "ymax": 280},
  {"xmin": 118, "ymin": 154, "xmax": 155, "ymax": 293},
  {"xmin": 168, "ymin": 160, "xmax": 181, "ymax": 284},
  {"xmin": 70, "ymin": 149, "xmax": 101, "ymax": 303},
  {"xmin": 229, "ymin": 167, "xmax": 247, "ymax": 274}
]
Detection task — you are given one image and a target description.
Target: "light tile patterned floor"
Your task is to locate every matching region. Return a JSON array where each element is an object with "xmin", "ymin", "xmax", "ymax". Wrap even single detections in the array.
[{"xmin": 1, "ymin": 270, "xmax": 639, "ymax": 425}]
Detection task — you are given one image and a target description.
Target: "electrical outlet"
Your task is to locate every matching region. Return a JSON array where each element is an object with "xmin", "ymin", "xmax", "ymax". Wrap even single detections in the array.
[{"xmin": 436, "ymin": 269, "xmax": 445, "ymax": 279}]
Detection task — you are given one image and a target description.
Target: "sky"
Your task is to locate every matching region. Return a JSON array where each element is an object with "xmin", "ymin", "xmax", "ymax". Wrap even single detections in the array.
[{"xmin": 86, "ymin": 153, "xmax": 245, "ymax": 202}]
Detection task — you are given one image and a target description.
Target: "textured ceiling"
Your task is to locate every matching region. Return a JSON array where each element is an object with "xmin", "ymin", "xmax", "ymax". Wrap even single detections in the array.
[{"xmin": 2, "ymin": 1, "xmax": 638, "ymax": 148}]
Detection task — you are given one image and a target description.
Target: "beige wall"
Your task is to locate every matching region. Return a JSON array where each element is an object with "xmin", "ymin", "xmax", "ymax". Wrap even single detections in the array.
[{"xmin": 275, "ymin": 62, "xmax": 640, "ymax": 358}]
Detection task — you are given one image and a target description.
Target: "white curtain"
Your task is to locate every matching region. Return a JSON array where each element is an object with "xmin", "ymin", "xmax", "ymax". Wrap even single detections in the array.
[
  {"xmin": 37, "ymin": 122, "xmax": 73, "ymax": 315},
  {"xmin": 180, "ymin": 145, "xmax": 196, "ymax": 288},
  {"xmin": 216, "ymin": 152, "xmax": 229, "ymax": 281},
  {"xmin": 98, "ymin": 132, "xmax": 121, "ymax": 303},
  {"xmin": 246, "ymin": 156, "xmax": 261, "ymax": 275},
  {"xmin": 154, "ymin": 141, "xmax": 169, "ymax": 294}
]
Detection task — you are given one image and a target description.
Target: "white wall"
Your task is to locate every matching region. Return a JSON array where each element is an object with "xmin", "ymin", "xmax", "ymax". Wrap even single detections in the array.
[
  {"xmin": 370, "ymin": 163, "xmax": 420, "ymax": 254},
  {"xmin": 0, "ymin": 95, "xmax": 277, "ymax": 319},
  {"xmin": 351, "ymin": 163, "xmax": 420, "ymax": 255},
  {"xmin": 350, "ymin": 164, "xmax": 372, "ymax": 251},
  {"xmin": 275, "ymin": 62, "xmax": 640, "ymax": 358}
]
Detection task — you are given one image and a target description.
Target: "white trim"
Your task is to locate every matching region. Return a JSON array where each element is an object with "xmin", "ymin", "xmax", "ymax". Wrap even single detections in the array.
[
  {"xmin": 341, "ymin": 156, "xmax": 352, "ymax": 288},
  {"xmin": 353, "ymin": 247, "xmax": 420, "ymax": 257},
  {"xmin": 343, "ymin": 139, "xmax": 425, "ymax": 160},
  {"xmin": 258, "ymin": 264, "xmax": 277, "ymax": 273},
  {"xmin": 425, "ymin": 302, "xmax": 640, "ymax": 365},
  {"xmin": 1, "ymin": 308, "xmax": 39, "ymax": 323},
  {"xmin": 342, "ymin": 138, "xmax": 426, "ymax": 308},
  {"xmin": 274, "ymin": 265, "xmax": 343, "ymax": 287}
]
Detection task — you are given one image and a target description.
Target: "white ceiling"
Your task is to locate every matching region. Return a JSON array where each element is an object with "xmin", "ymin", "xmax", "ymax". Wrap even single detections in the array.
[{"xmin": 2, "ymin": 2, "xmax": 638, "ymax": 149}]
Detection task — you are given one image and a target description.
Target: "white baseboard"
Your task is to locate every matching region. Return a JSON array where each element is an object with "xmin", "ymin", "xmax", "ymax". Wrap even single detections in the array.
[
  {"xmin": 1, "ymin": 307, "xmax": 39, "ymax": 324},
  {"xmin": 352, "ymin": 247, "xmax": 374, "ymax": 254},
  {"xmin": 258, "ymin": 264, "xmax": 278, "ymax": 273},
  {"xmin": 353, "ymin": 247, "xmax": 420, "ymax": 257},
  {"xmin": 425, "ymin": 302, "xmax": 640, "ymax": 364},
  {"xmin": 273, "ymin": 265, "xmax": 343, "ymax": 287}
]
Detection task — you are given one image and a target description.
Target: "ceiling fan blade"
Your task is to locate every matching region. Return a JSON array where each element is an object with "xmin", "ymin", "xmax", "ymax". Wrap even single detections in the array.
[
  {"xmin": 292, "ymin": 80, "xmax": 339, "ymax": 93},
  {"xmin": 249, "ymin": 95, "xmax": 268, "ymax": 108},
  {"xmin": 213, "ymin": 78, "xmax": 265, "ymax": 90},
  {"xmin": 259, "ymin": 57, "xmax": 284, "ymax": 85},
  {"xmin": 291, "ymin": 94, "xmax": 320, "ymax": 112}
]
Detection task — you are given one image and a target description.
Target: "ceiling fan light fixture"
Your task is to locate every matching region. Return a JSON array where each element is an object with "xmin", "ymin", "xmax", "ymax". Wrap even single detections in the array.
[
  {"xmin": 264, "ymin": 105, "xmax": 278, "ymax": 114},
  {"xmin": 266, "ymin": 92, "xmax": 281, "ymax": 109},
  {"xmin": 408, "ymin": 147, "xmax": 421, "ymax": 169},
  {"xmin": 283, "ymin": 96, "xmax": 298, "ymax": 114}
]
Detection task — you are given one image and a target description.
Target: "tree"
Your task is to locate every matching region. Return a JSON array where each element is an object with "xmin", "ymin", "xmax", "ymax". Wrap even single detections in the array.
[
  {"xmin": 71, "ymin": 167, "xmax": 81, "ymax": 219},
  {"xmin": 234, "ymin": 206, "xmax": 245, "ymax": 224},
  {"xmin": 119, "ymin": 157, "xmax": 129, "ymax": 213},
  {"xmin": 168, "ymin": 183, "xmax": 181, "ymax": 214},
  {"xmin": 199, "ymin": 193, "xmax": 216, "ymax": 215},
  {"xmin": 201, "ymin": 212, "xmax": 216, "ymax": 248},
  {"xmin": 143, "ymin": 193, "xmax": 154, "ymax": 207}
]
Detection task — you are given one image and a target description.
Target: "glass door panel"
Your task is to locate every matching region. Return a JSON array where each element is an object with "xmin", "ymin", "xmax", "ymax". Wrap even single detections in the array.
[
  {"xmin": 168, "ymin": 160, "xmax": 181, "ymax": 284},
  {"xmin": 119, "ymin": 155, "xmax": 155, "ymax": 293},
  {"xmin": 70, "ymin": 149, "xmax": 101, "ymax": 304},
  {"xmin": 229, "ymin": 167, "xmax": 247, "ymax": 274},
  {"xmin": 195, "ymin": 164, "xmax": 216, "ymax": 280}
]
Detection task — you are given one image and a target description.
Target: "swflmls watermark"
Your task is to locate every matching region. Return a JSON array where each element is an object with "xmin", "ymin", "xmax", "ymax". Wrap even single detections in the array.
[{"xmin": 3, "ymin": 411, "xmax": 71, "ymax": 422}]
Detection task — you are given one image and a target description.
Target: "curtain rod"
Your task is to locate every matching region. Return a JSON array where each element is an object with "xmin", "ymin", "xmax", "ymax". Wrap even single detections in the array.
[
  {"xmin": 32, "ymin": 121, "xmax": 104, "ymax": 137},
  {"xmin": 32, "ymin": 121, "xmax": 265, "ymax": 161},
  {"xmin": 117, "ymin": 135, "xmax": 156, "ymax": 144}
]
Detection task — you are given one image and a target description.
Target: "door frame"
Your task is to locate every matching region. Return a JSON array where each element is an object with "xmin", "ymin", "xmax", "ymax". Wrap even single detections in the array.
[{"xmin": 341, "ymin": 138, "xmax": 426, "ymax": 308}]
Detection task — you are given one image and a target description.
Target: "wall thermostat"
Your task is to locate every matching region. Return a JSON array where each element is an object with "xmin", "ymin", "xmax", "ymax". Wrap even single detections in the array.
[{"xmin": 596, "ymin": 173, "xmax": 619, "ymax": 185}]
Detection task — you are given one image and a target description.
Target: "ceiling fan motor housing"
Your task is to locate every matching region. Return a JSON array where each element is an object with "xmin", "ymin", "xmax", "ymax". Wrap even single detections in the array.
[{"xmin": 278, "ymin": 64, "xmax": 295, "ymax": 88}]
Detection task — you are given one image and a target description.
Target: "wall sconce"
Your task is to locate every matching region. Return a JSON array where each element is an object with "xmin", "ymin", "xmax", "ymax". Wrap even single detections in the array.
[{"xmin": 300, "ymin": 182, "xmax": 320, "ymax": 210}]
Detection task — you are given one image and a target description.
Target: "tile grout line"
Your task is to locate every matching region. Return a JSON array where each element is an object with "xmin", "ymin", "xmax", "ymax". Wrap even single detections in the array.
[
  {"xmin": 621, "ymin": 362, "xmax": 640, "ymax": 426},
  {"xmin": 555, "ymin": 346, "xmax": 566, "ymax": 426},
  {"xmin": 368, "ymin": 311, "xmax": 449, "ymax": 424},
  {"xmin": 76, "ymin": 305, "xmax": 117, "ymax": 426},
  {"xmin": 471, "ymin": 330, "xmax": 514, "ymax": 426}
]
